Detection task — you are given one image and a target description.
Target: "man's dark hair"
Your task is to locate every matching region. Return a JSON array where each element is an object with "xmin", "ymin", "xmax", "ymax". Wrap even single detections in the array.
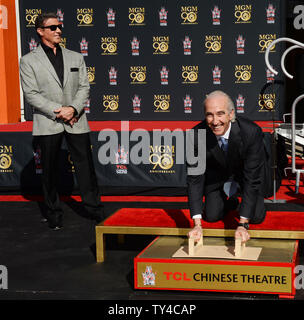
[{"xmin": 35, "ymin": 12, "xmax": 58, "ymax": 30}]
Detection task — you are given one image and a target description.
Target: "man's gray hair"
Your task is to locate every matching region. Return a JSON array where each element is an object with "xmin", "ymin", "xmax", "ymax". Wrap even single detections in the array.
[{"xmin": 203, "ymin": 90, "xmax": 236, "ymax": 122}]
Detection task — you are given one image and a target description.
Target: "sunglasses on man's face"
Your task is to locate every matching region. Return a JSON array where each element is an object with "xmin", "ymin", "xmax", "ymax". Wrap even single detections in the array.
[{"xmin": 41, "ymin": 24, "xmax": 63, "ymax": 31}]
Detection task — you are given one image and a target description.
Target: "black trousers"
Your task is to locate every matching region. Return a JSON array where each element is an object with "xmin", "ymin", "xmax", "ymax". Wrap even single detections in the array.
[
  {"xmin": 203, "ymin": 188, "xmax": 266, "ymax": 224},
  {"xmin": 37, "ymin": 131, "xmax": 102, "ymax": 218}
]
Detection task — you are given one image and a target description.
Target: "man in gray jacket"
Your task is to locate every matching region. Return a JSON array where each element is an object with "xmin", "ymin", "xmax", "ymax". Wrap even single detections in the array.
[{"xmin": 20, "ymin": 12, "xmax": 104, "ymax": 230}]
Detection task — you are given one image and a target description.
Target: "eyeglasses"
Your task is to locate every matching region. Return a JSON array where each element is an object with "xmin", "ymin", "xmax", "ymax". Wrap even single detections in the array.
[{"xmin": 41, "ymin": 24, "xmax": 63, "ymax": 31}]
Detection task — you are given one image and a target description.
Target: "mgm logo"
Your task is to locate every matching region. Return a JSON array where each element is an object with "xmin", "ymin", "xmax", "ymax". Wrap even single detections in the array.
[
  {"xmin": 87, "ymin": 66, "xmax": 96, "ymax": 84},
  {"xmin": 181, "ymin": 6, "xmax": 198, "ymax": 24},
  {"xmin": 101, "ymin": 37, "xmax": 118, "ymax": 55},
  {"xmin": 59, "ymin": 37, "xmax": 67, "ymax": 48},
  {"xmin": 205, "ymin": 35, "xmax": 222, "ymax": 54},
  {"xmin": 77, "ymin": 8, "xmax": 93, "ymax": 26},
  {"xmin": 130, "ymin": 66, "xmax": 147, "ymax": 84},
  {"xmin": 234, "ymin": 65, "xmax": 252, "ymax": 83},
  {"xmin": 0, "ymin": 145, "xmax": 13, "ymax": 172},
  {"xmin": 129, "ymin": 7, "xmax": 145, "ymax": 26},
  {"xmin": 153, "ymin": 36, "xmax": 169, "ymax": 55},
  {"xmin": 258, "ymin": 93, "xmax": 276, "ymax": 112},
  {"xmin": 25, "ymin": 9, "xmax": 41, "ymax": 27},
  {"xmin": 154, "ymin": 94, "xmax": 170, "ymax": 112},
  {"xmin": 182, "ymin": 66, "xmax": 199, "ymax": 84},
  {"xmin": 234, "ymin": 4, "xmax": 252, "ymax": 24},
  {"xmin": 258, "ymin": 34, "xmax": 276, "ymax": 53},
  {"xmin": 103, "ymin": 95, "xmax": 119, "ymax": 112},
  {"xmin": 149, "ymin": 145, "xmax": 175, "ymax": 173}
]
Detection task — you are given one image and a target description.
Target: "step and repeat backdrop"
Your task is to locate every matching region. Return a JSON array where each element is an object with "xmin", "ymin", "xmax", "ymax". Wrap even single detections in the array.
[
  {"xmin": 19, "ymin": 0, "xmax": 286, "ymax": 121},
  {"xmin": 0, "ymin": 0, "xmax": 287, "ymax": 190},
  {"xmin": 0, "ymin": 129, "xmax": 191, "ymax": 190}
]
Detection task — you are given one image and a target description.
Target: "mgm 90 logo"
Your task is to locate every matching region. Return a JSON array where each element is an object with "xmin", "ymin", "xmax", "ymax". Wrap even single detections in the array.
[
  {"xmin": 153, "ymin": 36, "xmax": 169, "ymax": 55},
  {"xmin": 181, "ymin": 6, "xmax": 198, "ymax": 24},
  {"xmin": 0, "ymin": 145, "xmax": 13, "ymax": 172},
  {"xmin": 234, "ymin": 5, "xmax": 252, "ymax": 24},
  {"xmin": 235, "ymin": 65, "xmax": 252, "ymax": 83},
  {"xmin": 103, "ymin": 95, "xmax": 119, "ymax": 112},
  {"xmin": 25, "ymin": 9, "xmax": 41, "ymax": 27},
  {"xmin": 59, "ymin": 38, "xmax": 66, "ymax": 48},
  {"xmin": 259, "ymin": 34, "xmax": 276, "ymax": 53},
  {"xmin": 77, "ymin": 8, "xmax": 93, "ymax": 26},
  {"xmin": 129, "ymin": 7, "xmax": 145, "ymax": 26},
  {"xmin": 154, "ymin": 94, "xmax": 170, "ymax": 112},
  {"xmin": 182, "ymin": 66, "xmax": 199, "ymax": 84},
  {"xmin": 149, "ymin": 145, "xmax": 175, "ymax": 172},
  {"xmin": 258, "ymin": 93, "xmax": 276, "ymax": 112},
  {"xmin": 205, "ymin": 35, "xmax": 222, "ymax": 54},
  {"xmin": 87, "ymin": 66, "xmax": 95, "ymax": 84},
  {"xmin": 130, "ymin": 66, "xmax": 147, "ymax": 84},
  {"xmin": 101, "ymin": 37, "xmax": 118, "ymax": 55}
]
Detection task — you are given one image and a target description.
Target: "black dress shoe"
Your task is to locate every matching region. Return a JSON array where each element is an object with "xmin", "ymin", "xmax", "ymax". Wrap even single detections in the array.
[
  {"xmin": 46, "ymin": 211, "xmax": 63, "ymax": 230},
  {"xmin": 49, "ymin": 225, "xmax": 62, "ymax": 231}
]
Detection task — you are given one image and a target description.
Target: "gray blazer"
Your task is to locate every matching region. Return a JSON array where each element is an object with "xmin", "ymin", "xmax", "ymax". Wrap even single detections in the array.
[{"xmin": 20, "ymin": 44, "xmax": 90, "ymax": 136}]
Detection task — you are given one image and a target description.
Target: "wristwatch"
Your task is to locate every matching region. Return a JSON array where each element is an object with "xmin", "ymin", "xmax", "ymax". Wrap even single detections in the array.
[{"xmin": 238, "ymin": 222, "xmax": 249, "ymax": 230}]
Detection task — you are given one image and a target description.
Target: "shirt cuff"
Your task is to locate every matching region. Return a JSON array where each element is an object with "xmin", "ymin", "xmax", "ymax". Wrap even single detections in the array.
[{"xmin": 192, "ymin": 214, "xmax": 202, "ymax": 220}]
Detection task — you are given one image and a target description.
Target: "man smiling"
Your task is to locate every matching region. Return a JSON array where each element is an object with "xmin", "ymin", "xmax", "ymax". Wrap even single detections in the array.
[{"xmin": 187, "ymin": 90, "xmax": 267, "ymax": 243}]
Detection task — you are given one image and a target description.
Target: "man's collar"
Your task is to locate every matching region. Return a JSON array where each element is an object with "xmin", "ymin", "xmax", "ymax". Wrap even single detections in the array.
[
  {"xmin": 218, "ymin": 121, "xmax": 232, "ymax": 140},
  {"xmin": 40, "ymin": 42, "xmax": 61, "ymax": 53}
]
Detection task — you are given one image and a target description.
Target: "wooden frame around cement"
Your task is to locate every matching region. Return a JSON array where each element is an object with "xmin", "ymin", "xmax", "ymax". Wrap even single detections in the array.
[{"xmin": 95, "ymin": 220, "xmax": 304, "ymax": 263}]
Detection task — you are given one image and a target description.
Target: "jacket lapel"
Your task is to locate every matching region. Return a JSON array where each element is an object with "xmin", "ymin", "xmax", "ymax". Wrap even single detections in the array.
[
  {"xmin": 227, "ymin": 120, "xmax": 242, "ymax": 168},
  {"xmin": 61, "ymin": 47, "xmax": 70, "ymax": 89},
  {"xmin": 207, "ymin": 126, "xmax": 227, "ymax": 168},
  {"xmin": 33, "ymin": 45, "xmax": 62, "ymax": 87}
]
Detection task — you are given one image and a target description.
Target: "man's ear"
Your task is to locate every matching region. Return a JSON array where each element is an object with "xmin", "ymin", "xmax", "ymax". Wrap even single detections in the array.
[
  {"xmin": 36, "ymin": 28, "xmax": 43, "ymax": 37},
  {"xmin": 229, "ymin": 108, "xmax": 235, "ymax": 121}
]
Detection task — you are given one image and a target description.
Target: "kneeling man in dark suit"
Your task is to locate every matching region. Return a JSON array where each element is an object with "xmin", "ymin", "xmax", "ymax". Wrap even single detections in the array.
[{"xmin": 187, "ymin": 90, "xmax": 267, "ymax": 242}]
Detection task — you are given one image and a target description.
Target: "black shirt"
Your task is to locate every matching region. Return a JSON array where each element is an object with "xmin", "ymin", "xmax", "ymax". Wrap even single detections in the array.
[{"xmin": 41, "ymin": 42, "xmax": 64, "ymax": 86}]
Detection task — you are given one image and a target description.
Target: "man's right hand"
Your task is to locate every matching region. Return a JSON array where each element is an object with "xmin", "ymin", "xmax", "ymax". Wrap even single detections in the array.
[
  {"xmin": 54, "ymin": 106, "xmax": 75, "ymax": 122},
  {"xmin": 188, "ymin": 225, "xmax": 203, "ymax": 242}
]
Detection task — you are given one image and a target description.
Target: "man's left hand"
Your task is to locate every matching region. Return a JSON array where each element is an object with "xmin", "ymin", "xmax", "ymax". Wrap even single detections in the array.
[
  {"xmin": 69, "ymin": 117, "xmax": 78, "ymax": 127},
  {"xmin": 235, "ymin": 226, "xmax": 250, "ymax": 242},
  {"xmin": 54, "ymin": 106, "xmax": 75, "ymax": 122}
]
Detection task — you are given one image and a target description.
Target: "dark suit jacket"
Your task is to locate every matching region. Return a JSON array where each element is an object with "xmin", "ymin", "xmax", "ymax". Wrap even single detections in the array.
[{"xmin": 187, "ymin": 117, "xmax": 266, "ymax": 220}]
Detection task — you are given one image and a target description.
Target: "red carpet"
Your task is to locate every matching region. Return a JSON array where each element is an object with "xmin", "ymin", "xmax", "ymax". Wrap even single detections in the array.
[
  {"xmin": 99, "ymin": 176, "xmax": 304, "ymax": 232},
  {"xmin": 103, "ymin": 208, "xmax": 304, "ymax": 231}
]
